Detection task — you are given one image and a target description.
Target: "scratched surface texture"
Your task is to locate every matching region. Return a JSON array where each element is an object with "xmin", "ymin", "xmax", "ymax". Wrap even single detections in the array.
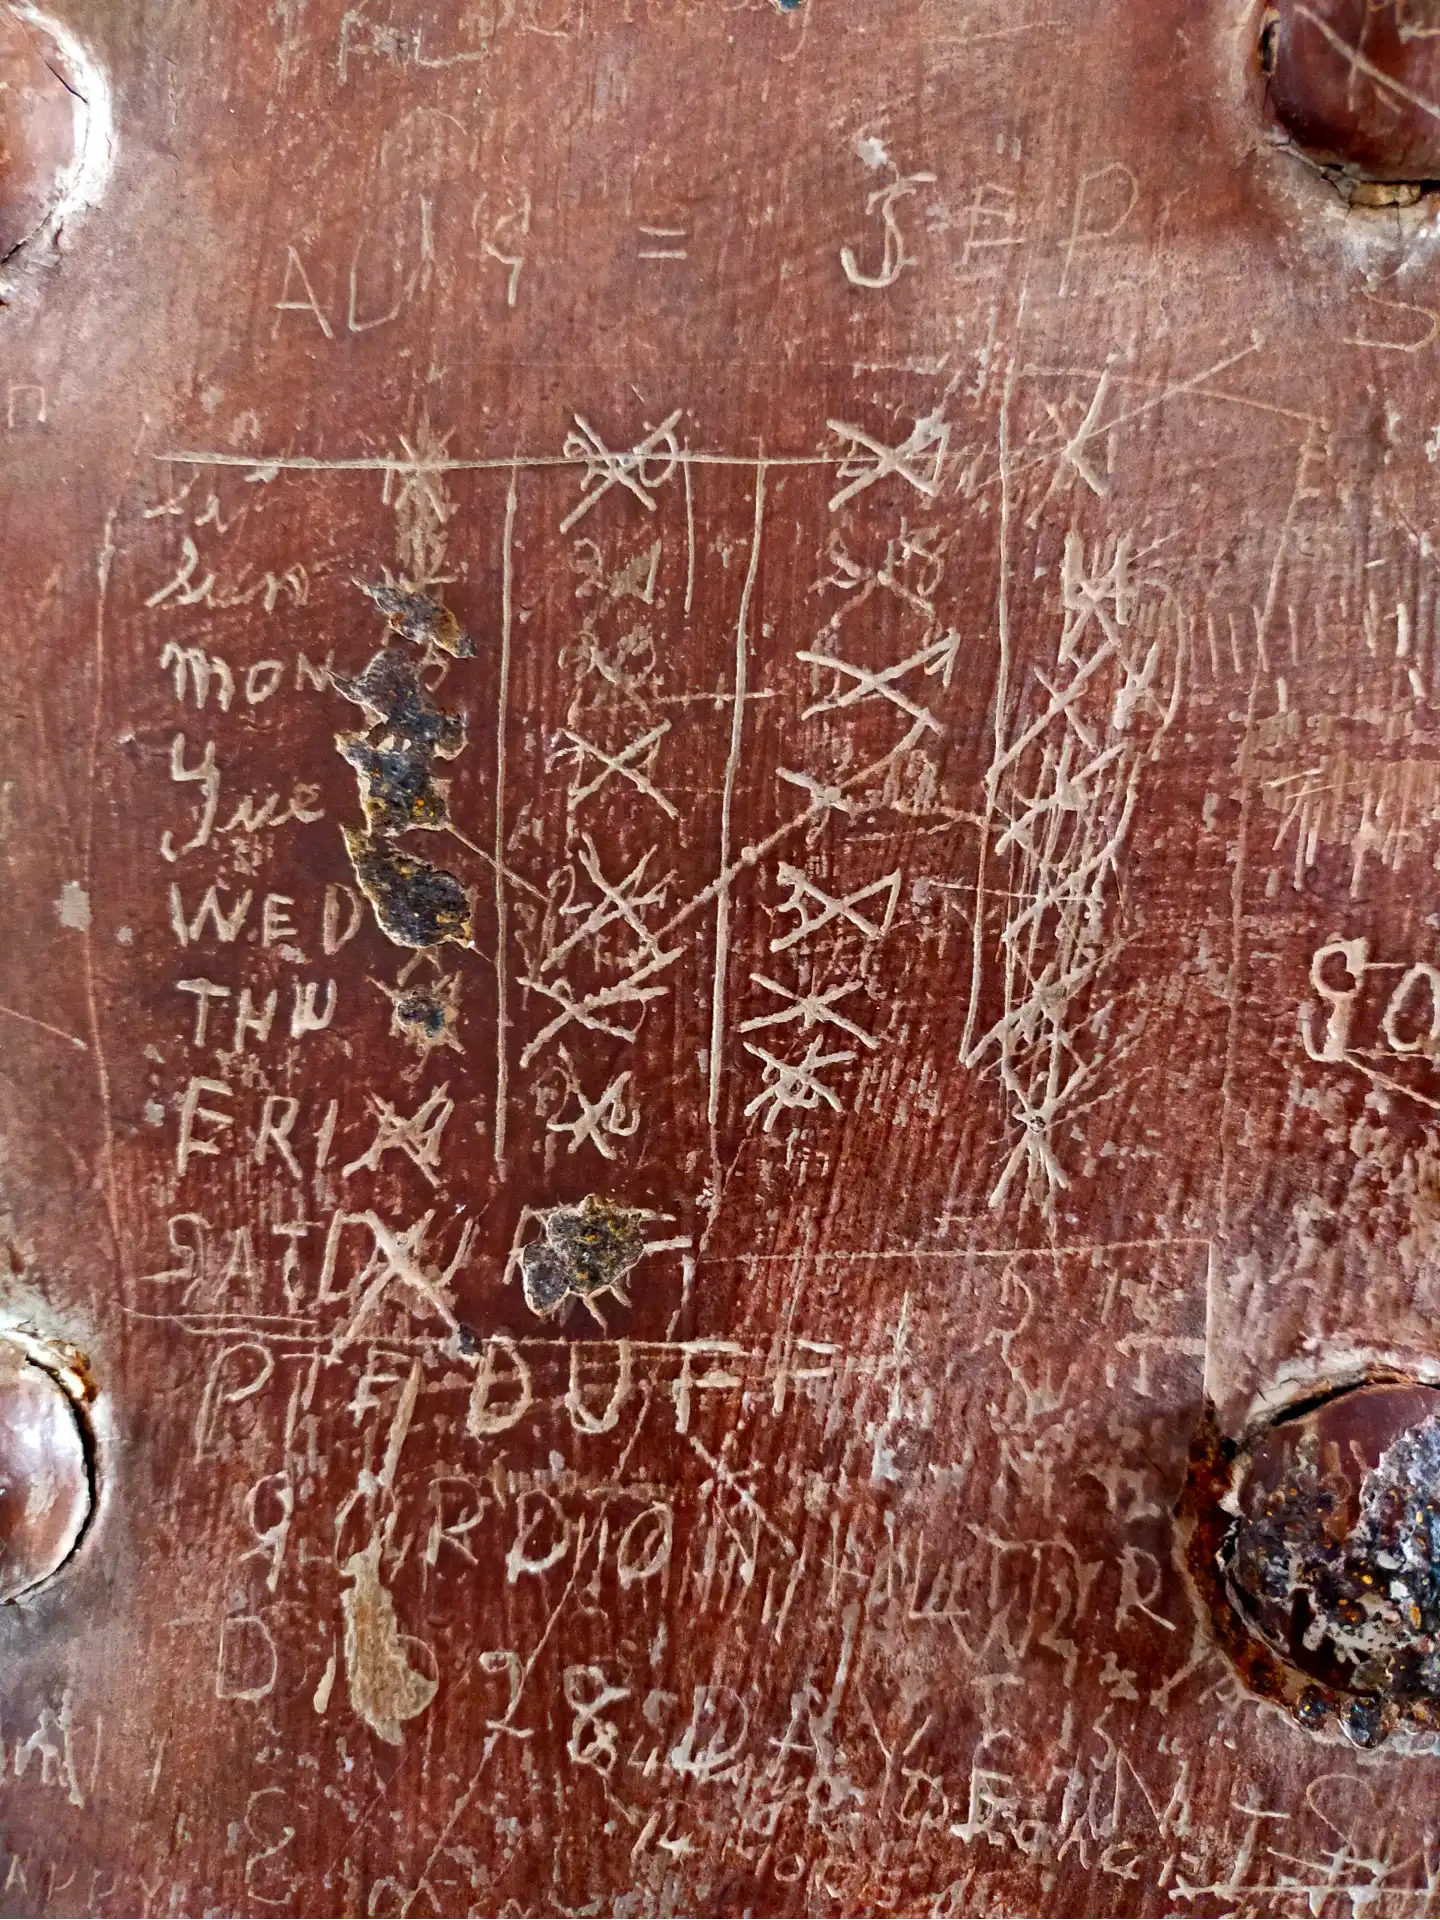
[{"xmin": 8, "ymin": 0, "xmax": 1440, "ymax": 1914}]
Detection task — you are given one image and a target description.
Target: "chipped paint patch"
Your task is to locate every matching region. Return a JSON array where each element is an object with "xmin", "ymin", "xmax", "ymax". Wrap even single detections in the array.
[
  {"xmin": 375, "ymin": 966, "xmax": 464, "ymax": 1059},
  {"xmin": 358, "ymin": 582, "xmax": 474, "ymax": 657},
  {"xmin": 339, "ymin": 1536, "xmax": 437, "ymax": 1745},
  {"xmin": 54, "ymin": 881, "xmax": 89, "ymax": 930},
  {"xmin": 343, "ymin": 833, "xmax": 473, "ymax": 949}
]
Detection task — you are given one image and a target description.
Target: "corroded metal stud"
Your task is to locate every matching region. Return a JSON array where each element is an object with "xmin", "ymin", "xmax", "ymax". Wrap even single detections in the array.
[
  {"xmin": 0, "ymin": 1337, "xmax": 92, "ymax": 1602},
  {"xmin": 1186, "ymin": 1379, "xmax": 1440, "ymax": 1748}
]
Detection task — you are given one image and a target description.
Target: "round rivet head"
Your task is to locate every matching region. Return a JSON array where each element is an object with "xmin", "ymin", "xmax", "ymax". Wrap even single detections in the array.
[
  {"xmin": 0, "ymin": 1340, "xmax": 91, "ymax": 1601},
  {"xmin": 0, "ymin": 7, "xmax": 81, "ymax": 260},
  {"xmin": 1263, "ymin": 1, "xmax": 1440, "ymax": 183}
]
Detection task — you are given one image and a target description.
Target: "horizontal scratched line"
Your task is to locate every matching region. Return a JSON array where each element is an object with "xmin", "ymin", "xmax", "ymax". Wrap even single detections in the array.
[
  {"xmin": 123, "ymin": 1309, "xmax": 324, "ymax": 1334},
  {"xmin": 1172, "ymin": 1892, "xmax": 1431, "ymax": 1907},
  {"xmin": 120, "ymin": 1313, "xmax": 769, "ymax": 1357},
  {"xmin": 734, "ymin": 1237, "xmax": 1211, "ymax": 1261},
  {"xmin": 124, "ymin": 1311, "xmax": 320, "ymax": 1326},
  {"xmin": 156, "ymin": 449, "xmax": 849, "ymax": 473}
]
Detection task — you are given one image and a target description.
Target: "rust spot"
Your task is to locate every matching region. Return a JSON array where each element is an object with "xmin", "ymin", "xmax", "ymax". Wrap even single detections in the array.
[
  {"xmin": 340, "ymin": 738, "xmax": 452, "ymax": 836},
  {"xmin": 375, "ymin": 967, "xmax": 464, "ymax": 1059},
  {"xmin": 343, "ymin": 831, "xmax": 473, "ymax": 950},
  {"xmin": 359, "ymin": 581, "xmax": 475, "ymax": 658}
]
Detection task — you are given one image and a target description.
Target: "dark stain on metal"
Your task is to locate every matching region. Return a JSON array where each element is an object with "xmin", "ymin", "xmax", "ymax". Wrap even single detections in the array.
[
  {"xmin": 397, "ymin": 990, "xmax": 449, "ymax": 1038},
  {"xmin": 1183, "ymin": 1379, "xmax": 1440, "ymax": 1748},
  {"xmin": 1259, "ymin": 7, "xmax": 1280, "ymax": 74},
  {"xmin": 334, "ymin": 584, "xmax": 475, "ymax": 951},
  {"xmin": 341, "ymin": 738, "xmax": 452, "ymax": 836},
  {"xmin": 343, "ymin": 832, "xmax": 473, "ymax": 949},
  {"xmin": 376, "ymin": 968, "xmax": 464, "ymax": 1059},
  {"xmin": 358, "ymin": 583, "xmax": 475, "ymax": 658}
]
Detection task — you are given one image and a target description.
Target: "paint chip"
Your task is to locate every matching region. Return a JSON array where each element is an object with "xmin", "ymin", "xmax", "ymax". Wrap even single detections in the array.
[
  {"xmin": 334, "ymin": 583, "xmax": 476, "ymax": 952},
  {"xmin": 55, "ymin": 881, "xmax": 89, "ymax": 931},
  {"xmin": 340, "ymin": 1536, "xmax": 437, "ymax": 1745}
]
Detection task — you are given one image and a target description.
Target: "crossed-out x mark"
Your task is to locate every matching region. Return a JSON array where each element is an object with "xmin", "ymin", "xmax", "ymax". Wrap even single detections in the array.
[
  {"xmin": 546, "ymin": 1051, "xmax": 640, "ymax": 1161},
  {"xmin": 329, "ymin": 1208, "xmax": 475, "ymax": 1357},
  {"xmin": 560, "ymin": 409, "xmax": 683, "ymax": 532},
  {"xmin": 555, "ymin": 720, "xmax": 679, "ymax": 820},
  {"xmin": 826, "ymin": 411, "xmax": 950, "ymax": 512},
  {"xmin": 739, "ymin": 972, "xmax": 878, "ymax": 1050},
  {"xmin": 544, "ymin": 837, "xmax": 675, "ymax": 974},
  {"xmin": 771, "ymin": 863, "xmax": 902, "ymax": 954},
  {"xmin": 518, "ymin": 948, "xmax": 681, "ymax": 1068},
  {"xmin": 797, "ymin": 629, "xmax": 960, "ymax": 738},
  {"xmin": 342, "ymin": 1083, "xmax": 454, "ymax": 1187},
  {"xmin": 743, "ymin": 1036, "xmax": 858, "ymax": 1131},
  {"xmin": 385, "ymin": 428, "xmax": 456, "ymax": 528}
]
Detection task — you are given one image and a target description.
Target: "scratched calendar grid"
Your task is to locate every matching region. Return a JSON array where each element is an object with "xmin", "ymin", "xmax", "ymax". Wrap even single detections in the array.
[{"xmin": 136, "ymin": 381, "xmax": 1277, "ymax": 1250}]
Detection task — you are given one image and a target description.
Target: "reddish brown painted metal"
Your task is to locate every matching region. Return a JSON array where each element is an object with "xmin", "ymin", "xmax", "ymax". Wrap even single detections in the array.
[
  {"xmin": 0, "ymin": 10, "xmax": 77, "ymax": 259},
  {"xmin": 9, "ymin": 0, "xmax": 1440, "ymax": 1914}
]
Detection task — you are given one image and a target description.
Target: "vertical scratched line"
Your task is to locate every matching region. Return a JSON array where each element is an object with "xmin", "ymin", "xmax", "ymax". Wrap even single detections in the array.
[
  {"xmin": 683, "ymin": 453, "xmax": 697, "ymax": 617},
  {"xmin": 84, "ymin": 507, "xmax": 121, "ymax": 1301},
  {"xmin": 709, "ymin": 461, "xmax": 767, "ymax": 1137},
  {"xmin": 960, "ymin": 360, "xmax": 1016, "ymax": 1067},
  {"xmin": 1218, "ymin": 418, "xmax": 1321, "ymax": 1240},
  {"xmin": 493, "ymin": 472, "xmax": 518, "ymax": 1169}
]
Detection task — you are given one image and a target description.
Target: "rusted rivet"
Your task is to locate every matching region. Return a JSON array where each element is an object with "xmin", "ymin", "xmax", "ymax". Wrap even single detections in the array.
[
  {"xmin": 1262, "ymin": 1, "xmax": 1440, "ymax": 185},
  {"xmin": 1205, "ymin": 1379, "xmax": 1440, "ymax": 1748},
  {"xmin": 0, "ymin": 1336, "xmax": 92, "ymax": 1601}
]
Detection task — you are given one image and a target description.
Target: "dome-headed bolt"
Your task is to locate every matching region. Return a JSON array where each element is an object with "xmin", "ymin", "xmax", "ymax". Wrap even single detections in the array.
[{"xmin": 0, "ymin": 1336, "xmax": 92, "ymax": 1602}]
